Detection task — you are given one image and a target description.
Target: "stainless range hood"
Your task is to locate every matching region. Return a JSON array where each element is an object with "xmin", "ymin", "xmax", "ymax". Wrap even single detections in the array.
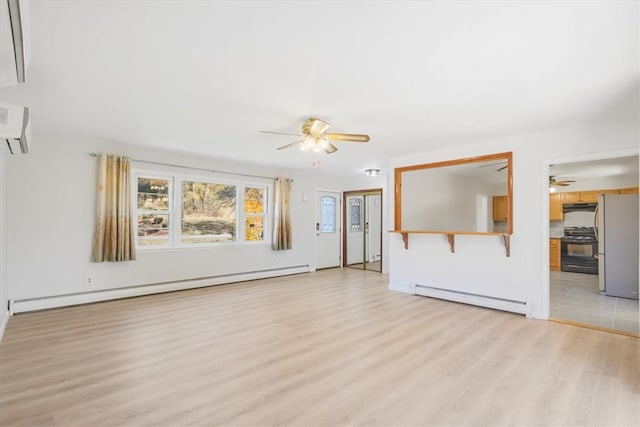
[{"xmin": 563, "ymin": 202, "xmax": 597, "ymax": 213}]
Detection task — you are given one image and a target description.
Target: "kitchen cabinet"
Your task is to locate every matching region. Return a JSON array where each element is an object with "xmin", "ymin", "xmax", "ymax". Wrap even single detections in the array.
[
  {"xmin": 562, "ymin": 191, "xmax": 599, "ymax": 203},
  {"xmin": 549, "ymin": 238, "xmax": 561, "ymax": 271},
  {"xmin": 619, "ymin": 187, "xmax": 639, "ymax": 194},
  {"xmin": 492, "ymin": 195, "xmax": 508, "ymax": 221},
  {"xmin": 549, "ymin": 193, "xmax": 563, "ymax": 221}
]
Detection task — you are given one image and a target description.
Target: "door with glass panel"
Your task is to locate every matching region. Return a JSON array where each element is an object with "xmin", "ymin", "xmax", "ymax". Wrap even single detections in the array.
[
  {"xmin": 315, "ymin": 190, "xmax": 342, "ymax": 269},
  {"xmin": 344, "ymin": 189, "xmax": 382, "ymax": 272},
  {"xmin": 346, "ymin": 196, "xmax": 365, "ymax": 267}
]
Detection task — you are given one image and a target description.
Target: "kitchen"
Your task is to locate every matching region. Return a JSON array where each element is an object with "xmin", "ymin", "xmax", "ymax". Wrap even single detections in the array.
[{"xmin": 547, "ymin": 156, "xmax": 639, "ymax": 335}]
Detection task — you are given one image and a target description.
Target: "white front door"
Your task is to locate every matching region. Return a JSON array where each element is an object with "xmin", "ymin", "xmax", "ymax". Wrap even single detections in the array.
[{"xmin": 315, "ymin": 190, "xmax": 342, "ymax": 269}]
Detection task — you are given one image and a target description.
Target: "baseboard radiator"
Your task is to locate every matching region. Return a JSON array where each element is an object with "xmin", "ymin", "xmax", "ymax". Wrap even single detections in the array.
[
  {"xmin": 10, "ymin": 265, "xmax": 310, "ymax": 315},
  {"xmin": 412, "ymin": 283, "xmax": 529, "ymax": 316}
]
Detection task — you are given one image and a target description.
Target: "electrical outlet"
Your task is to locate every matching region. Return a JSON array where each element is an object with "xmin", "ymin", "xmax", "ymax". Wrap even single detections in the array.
[{"xmin": 86, "ymin": 276, "xmax": 93, "ymax": 285}]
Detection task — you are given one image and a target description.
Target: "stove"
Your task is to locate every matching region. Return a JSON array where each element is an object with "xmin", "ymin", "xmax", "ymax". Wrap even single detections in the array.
[
  {"xmin": 562, "ymin": 227, "xmax": 597, "ymax": 243},
  {"xmin": 561, "ymin": 227, "xmax": 598, "ymax": 274}
]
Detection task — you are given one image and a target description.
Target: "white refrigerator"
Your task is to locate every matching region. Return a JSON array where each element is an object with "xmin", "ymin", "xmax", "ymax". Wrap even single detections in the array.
[{"xmin": 596, "ymin": 194, "xmax": 639, "ymax": 300}]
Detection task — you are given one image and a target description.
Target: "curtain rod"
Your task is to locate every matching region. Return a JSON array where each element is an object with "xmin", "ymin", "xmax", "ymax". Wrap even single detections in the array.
[{"xmin": 88, "ymin": 153, "xmax": 291, "ymax": 182}]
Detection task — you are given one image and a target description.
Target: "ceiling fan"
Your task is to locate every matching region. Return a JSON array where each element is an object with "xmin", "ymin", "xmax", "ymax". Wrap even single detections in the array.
[
  {"xmin": 478, "ymin": 161, "xmax": 508, "ymax": 172},
  {"xmin": 549, "ymin": 176, "xmax": 576, "ymax": 187},
  {"xmin": 260, "ymin": 117, "xmax": 370, "ymax": 154}
]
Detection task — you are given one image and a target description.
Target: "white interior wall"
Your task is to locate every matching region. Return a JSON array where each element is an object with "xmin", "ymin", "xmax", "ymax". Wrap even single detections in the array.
[
  {"xmin": 388, "ymin": 122, "xmax": 639, "ymax": 319},
  {"xmin": 5, "ymin": 134, "xmax": 355, "ymax": 302},
  {"xmin": 402, "ymin": 170, "xmax": 479, "ymax": 231},
  {"xmin": 0, "ymin": 145, "xmax": 8, "ymax": 339}
]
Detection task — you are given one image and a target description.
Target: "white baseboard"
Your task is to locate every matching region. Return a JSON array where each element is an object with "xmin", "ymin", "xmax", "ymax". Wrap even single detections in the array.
[
  {"xmin": 414, "ymin": 284, "xmax": 529, "ymax": 316},
  {"xmin": 10, "ymin": 265, "xmax": 311, "ymax": 314},
  {"xmin": 387, "ymin": 281, "xmax": 411, "ymax": 294},
  {"xmin": 0, "ymin": 311, "xmax": 9, "ymax": 341}
]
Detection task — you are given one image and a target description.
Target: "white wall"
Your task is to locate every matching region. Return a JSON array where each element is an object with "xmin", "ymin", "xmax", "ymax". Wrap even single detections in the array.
[
  {"xmin": 0, "ymin": 145, "xmax": 8, "ymax": 339},
  {"xmin": 402, "ymin": 168, "xmax": 496, "ymax": 232},
  {"xmin": 388, "ymin": 122, "xmax": 639, "ymax": 319},
  {"xmin": 5, "ymin": 134, "xmax": 353, "ymax": 302}
]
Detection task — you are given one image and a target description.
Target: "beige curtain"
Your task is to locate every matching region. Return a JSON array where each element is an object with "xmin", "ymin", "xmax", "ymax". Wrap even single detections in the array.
[
  {"xmin": 91, "ymin": 154, "xmax": 136, "ymax": 262},
  {"xmin": 272, "ymin": 178, "xmax": 292, "ymax": 250}
]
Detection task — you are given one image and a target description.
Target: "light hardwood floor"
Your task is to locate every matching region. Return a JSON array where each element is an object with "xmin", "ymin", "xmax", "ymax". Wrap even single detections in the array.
[{"xmin": 1, "ymin": 268, "xmax": 639, "ymax": 426}]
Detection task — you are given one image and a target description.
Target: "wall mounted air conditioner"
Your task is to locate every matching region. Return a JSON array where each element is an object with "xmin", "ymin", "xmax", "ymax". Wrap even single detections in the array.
[
  {"xmin": 0, "ymin": 101, "xmax": 30, "ymax": 154},
  {"xmin": 0, "ymin": 0, "xmax": 30, "ymax": 86}
]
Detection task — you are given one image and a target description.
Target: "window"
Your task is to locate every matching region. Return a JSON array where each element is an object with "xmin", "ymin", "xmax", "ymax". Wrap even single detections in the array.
[
  {"xmin": 137, "ymin": 177, "xmax": 172, "ymax": 247},
  {"xmin": 134, "ymin": 171, "xmax": 269, "ymax": 248},
  {"xmin": 320, "ymin": 196, "xmax": 336, "ymax": 233},
  {"xmin": 350, "ymin": 198, "xmax": 362, "ymax": 232},
  {"xmin": 182, "ymin": 181, "xmax": 236, "ymax": 243},
  {"xmin": 244, "ymin": 187, "xmax": 265, "ymax": 241}
]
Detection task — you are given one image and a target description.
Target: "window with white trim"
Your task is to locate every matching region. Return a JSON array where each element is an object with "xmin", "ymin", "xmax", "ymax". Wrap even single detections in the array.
[
  {"xmin": 136, "ymin": 176, "xmax": 172, "ymax": 247},
  {"xmin": 134, "ymin": 171, "xmax": 269, "ymax": 248}
]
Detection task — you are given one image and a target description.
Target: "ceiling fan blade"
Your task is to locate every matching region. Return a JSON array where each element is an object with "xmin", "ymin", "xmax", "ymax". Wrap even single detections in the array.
[
  {"xmin": 553, "ymin": 183, "xmax": 571, "ymax": 186},
  {"xmin": 496, "ymin": 165, "xmax": 508, "ymax": 172},
  {"xmin": 260, "ymin": 130, "xmax": 303, "ymax": 137},
  {"xmin": 327, "ymin": 133, "xmax": 370, "ymax": 142},
  {"xmin": 478, "ymin": 162, "xmax": 507, "ymax": 168},
  {"xmin": 324, "ymin": 143, "xmax": 338, "ymax": 154},
  {"xmin": 276, "ymin": 140, "xmax": 303, "ymax": 150}
]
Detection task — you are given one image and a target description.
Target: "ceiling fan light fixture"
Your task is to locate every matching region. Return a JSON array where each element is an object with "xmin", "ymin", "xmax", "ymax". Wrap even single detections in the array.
[
  {"xmin": 300, "ymin": 135, "xmax": 314, "ymax": 152},
  {"xmin": 364, "ymin": 168, "xmax": 380, "ymax": 176},
  {"xmin": 549, "ymin": 186, "xmax": 556, "ymax": 193}
]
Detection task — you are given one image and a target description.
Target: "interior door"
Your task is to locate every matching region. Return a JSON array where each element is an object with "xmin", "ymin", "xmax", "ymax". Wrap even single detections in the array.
[{"xmin": 315, "ymin": 190, "xmax": 342, "ymax": 269}]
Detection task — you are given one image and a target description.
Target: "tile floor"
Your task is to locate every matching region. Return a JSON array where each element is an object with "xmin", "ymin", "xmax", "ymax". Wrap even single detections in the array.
[{"xmin": 550, "ymin": 271, "xmax": 639, "ymax": 335}]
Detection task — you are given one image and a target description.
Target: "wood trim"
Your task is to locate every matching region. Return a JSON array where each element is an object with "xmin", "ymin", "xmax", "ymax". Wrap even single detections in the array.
[
  {"xmin": 390, "ymin": 230, "xmax": 511, "ymax": 256},
  {"xmin": 506, "ymin": 152, "xmax": 513, "ymax": 234},
  {"xmin": 393, "ymin": 151, "xmax": 513, "ymax": 235},
  {"xmin": 549, "ymin": 318, "xmax": 639, "ymax": 339},
  {"xmin": 390, "ymin": 230, "xmax": 507, "ymax": 236},
  {"xmin": 502, "ymin": 234, "xmax": 511, "ymax": 257},
  {"xmin": 343, "ymin": 188, "xmax": 383, "ymax": 197},
  {"xmin": 394, "ymin": 151, "xmax": 513, "ymax": 174},
  {"xmin": 446, "ymin": 234, "xmax": 455, "ymax": 253},
  {"xmin": 394, "ymin": 168, "xmax": 402, "ymax": 231}
]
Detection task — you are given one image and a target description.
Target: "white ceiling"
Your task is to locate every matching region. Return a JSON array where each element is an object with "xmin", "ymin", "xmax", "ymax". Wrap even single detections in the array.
[
  {"xmin": 1, "ymin": 1, "xmax": 638, "ymax": 175},
  {"xmin": 550, "ymin": 155, "xmax": 639, "ymax": 181}
]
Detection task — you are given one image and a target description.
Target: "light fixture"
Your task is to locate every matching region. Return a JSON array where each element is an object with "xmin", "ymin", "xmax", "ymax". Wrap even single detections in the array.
[
  {"xmin": 549, "ymin": 186, "xmax": 556, "ymax": 193},
  {"xmin": 300, "ymin": 134, "xmax": 330, "ymax": 153},
  {"xmin": 364, "ymin": 168, "xmax": 380, "ymax": 176}
]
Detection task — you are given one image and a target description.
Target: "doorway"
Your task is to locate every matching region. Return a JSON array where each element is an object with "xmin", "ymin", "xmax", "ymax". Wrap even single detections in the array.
[
  {"xmin": 343, "ymin": 189, "xmax": 383, "ymax": 272},
  {"xmin": 315, "ymin": 190, "xmax": 342, "ymax": 270},
  {"xmin": 547, "ymin": 155, "xmax": 639, "ymax": 336}
]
